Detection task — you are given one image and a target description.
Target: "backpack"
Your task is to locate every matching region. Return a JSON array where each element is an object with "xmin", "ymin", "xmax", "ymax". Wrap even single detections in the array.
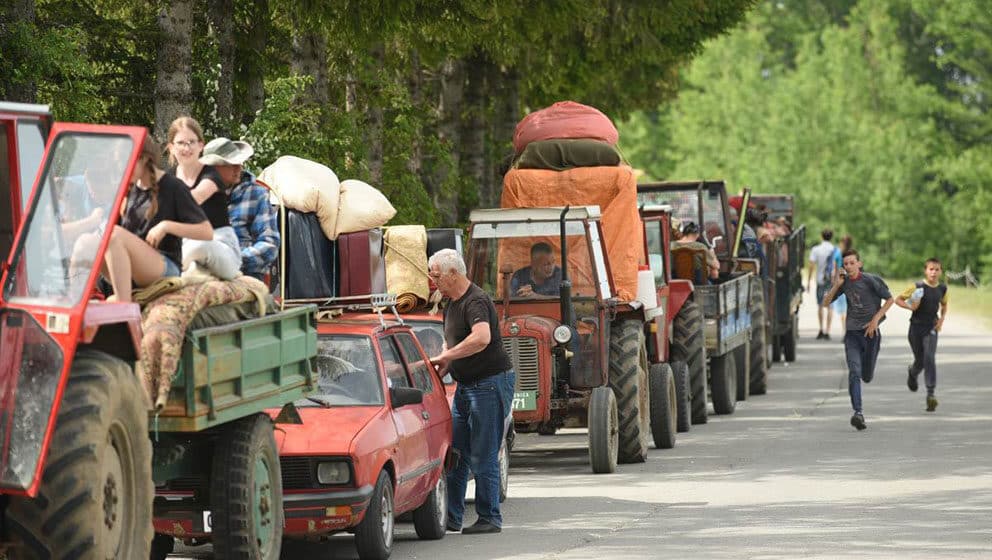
[{"xmin": 821, "ymin": 246, "xmax": 839, "ymax": 284}]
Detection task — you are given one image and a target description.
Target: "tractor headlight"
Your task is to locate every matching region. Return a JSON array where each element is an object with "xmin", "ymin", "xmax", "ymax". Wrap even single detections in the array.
[
  {"xmin": 553, "ymin": 325, "xmax": 572, "ymax": 345},
  {"xmin": 317, "ymin": 461, "xmax": 351, "ymax": 485}
]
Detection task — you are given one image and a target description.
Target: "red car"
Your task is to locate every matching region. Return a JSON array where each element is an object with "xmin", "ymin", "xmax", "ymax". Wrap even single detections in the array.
[
  {"xmin": 402, "ymin": 311, "xmax": 511, "ymax": 503},
  {"xmin": 275, "ymin": 314, "xmax": 453, "ymax": 560}
]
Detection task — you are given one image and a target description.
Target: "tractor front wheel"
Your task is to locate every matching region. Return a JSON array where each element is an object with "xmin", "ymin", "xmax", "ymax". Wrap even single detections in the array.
[
  {"xmin": 648, "ymin": 363, "xmax": 677, "ymax": 450},
  {"xmin": 588, "ymin": 387, "xmax": 619, "ymax": 474},
  {"xmin": 4, "ymin": 350, "xmax": 153, "ymax": 560}
]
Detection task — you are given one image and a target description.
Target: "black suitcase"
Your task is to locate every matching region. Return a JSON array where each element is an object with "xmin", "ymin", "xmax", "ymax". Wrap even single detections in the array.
[
  {"xmin": 283, "ymin": 209, "xmax": 337, "ymax": 299},
  {"xmin": 426, "ymin": 228, "xmax": 464, "ymax": 258}
]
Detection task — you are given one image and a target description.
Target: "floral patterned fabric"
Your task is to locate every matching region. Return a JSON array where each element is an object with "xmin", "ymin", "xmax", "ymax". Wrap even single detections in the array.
[{"xmin": 137, "ymin": 276, "xmax": 268, "ymax": 409}]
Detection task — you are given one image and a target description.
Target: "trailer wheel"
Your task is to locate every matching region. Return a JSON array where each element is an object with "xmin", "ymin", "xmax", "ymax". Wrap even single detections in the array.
[
  {"xmin": 210, "ymin": 413, "xmax": 283, "ymax": 560},
  {"xmin": 749, "ymin": 277, "xmax": 769, "ymax": 395},
  {"xmin": 710, "ymin": 351, "xmax": 737, "ymax": 415},
  {"xmin": 4, "ymin": 350, "xmax": 152, "ymax": 560},
  {"xmin": 671, "ymin": 361, "xmax": 692, "ymax": 433},
  {"xmin": 499, "ymin": 441, "xmax": 510, "ymax": 503},
  {"xmin": 609, "ymin": 319, "xmax": 650, "ymax": 464},
  {"xmin": 735, "ymin": 344, "xmax": 750, "ymax": 402},
  {"xmin": 783, "ymin": 314, "xmax": 798, "ymax": 362},
  {"xmin": 648, "ymin": 364, "xmax": 677, "ymax": 450},
  {"xmin": 356, "ymin": 470, "xmax": 394, "ymax": 559},
  {"xmin": 672, "ymin": 299, "xmax": 708, "ymax": 425},
  {"xmin": 588, "ymin": 386, "xmax": 618, "ymax": 474},
  {"xmin": 412, "ymin": 471, "xmax": 446, "ymax": 540}
]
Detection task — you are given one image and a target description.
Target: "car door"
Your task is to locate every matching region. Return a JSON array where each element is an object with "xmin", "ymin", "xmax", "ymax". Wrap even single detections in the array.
[
  {"xmin": 395, "ymin": 332, "xmax": 450, "ymax": 482},
  {"xmin": 378, "ymin": 334, "xmax": 431, "ymax": 511}
]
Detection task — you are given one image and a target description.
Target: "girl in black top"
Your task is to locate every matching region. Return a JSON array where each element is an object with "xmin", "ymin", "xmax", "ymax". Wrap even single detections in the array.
[
  {"xmin": 165, "ymin": 116, "xmax": 243, "ymax": 279},
  {"xmin": 105, "ymin": 134, "xmax": 212, "ymax": 302}
]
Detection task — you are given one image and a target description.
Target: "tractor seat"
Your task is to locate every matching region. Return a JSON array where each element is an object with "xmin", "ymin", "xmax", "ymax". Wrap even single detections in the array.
[{"xmin": 671, "ymin": 246, "xmax": 708, "ymax": 285}]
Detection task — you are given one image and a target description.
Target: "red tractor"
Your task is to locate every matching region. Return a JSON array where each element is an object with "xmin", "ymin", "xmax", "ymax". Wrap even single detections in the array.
[{"xmin": 465, "ymin": 206, "xmax": 682, "ymax": 473}]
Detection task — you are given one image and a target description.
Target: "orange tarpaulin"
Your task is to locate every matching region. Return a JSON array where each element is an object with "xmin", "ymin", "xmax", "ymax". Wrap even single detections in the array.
[{"xmin": 501, "ymin": 166, "xmax": 645, "ymax": 301}]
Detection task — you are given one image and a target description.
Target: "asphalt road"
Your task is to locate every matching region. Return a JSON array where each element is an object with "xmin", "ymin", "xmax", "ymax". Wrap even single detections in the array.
[{"xmin": 174, "ymin": 294, "xmax": 992, "ymax": 559}]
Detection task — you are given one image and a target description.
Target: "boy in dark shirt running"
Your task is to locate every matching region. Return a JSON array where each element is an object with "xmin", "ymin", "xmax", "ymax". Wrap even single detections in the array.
[
  {"xmin": 894, "ymin": 257, "xmax": 948, "ymax": 412},
  {"xmin": 823, "ymin": 249, "xmax": 894, "ymax": 431}
]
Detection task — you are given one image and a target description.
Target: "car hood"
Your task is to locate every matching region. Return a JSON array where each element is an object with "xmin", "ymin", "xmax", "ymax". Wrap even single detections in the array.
[{"xmin": 270, "ymin": 406, "xmax": 384, "ymax": 455}]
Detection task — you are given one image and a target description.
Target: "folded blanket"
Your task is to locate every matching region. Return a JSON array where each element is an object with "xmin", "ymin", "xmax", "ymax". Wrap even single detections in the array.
[{"xmin": 384, "ymin": 226, "xmax": 429, "ymax": 312}]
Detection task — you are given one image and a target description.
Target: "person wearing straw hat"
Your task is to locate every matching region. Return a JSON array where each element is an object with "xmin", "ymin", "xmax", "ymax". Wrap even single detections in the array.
[{"xmin": 201, "ymin": 138, "xmax": 279, "ymax": 281}]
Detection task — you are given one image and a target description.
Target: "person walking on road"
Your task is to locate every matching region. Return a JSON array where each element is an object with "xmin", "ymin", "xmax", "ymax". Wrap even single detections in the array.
[
  {"xmin": 894, "ymin": 257, "xmax": 948, "ymax": 412},
  {"xmin": 823, "ymin": 249, "xmax": 894, "ymax": 431},
  {"xmin": 830, "ymin": 235, "xmax": 853, "ymax": 332},
  {"xmin": 808, "ymin": 228, "xmax": 837, "ymax": 339},
  {"xmin": 428, "ymin": 248, "xmax": 516, "ymax": 535}
]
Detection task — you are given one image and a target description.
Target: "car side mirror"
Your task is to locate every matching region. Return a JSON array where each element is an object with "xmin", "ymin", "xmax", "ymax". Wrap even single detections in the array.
[{"xmin": 390, "ymin": 386, "xmax": 424, "ymax": 408}]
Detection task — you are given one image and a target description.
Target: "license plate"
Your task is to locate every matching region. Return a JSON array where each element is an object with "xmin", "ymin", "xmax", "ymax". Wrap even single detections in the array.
[{"xmin": 512, "ymin": 391, "xmax": 536, "ymax": 411}]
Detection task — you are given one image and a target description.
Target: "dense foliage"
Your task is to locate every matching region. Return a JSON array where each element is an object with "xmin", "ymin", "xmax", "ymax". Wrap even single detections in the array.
[
  {"xmin": 1, "ymin": 0, "xmax": 753, "ymax": 227},
  {"xmin": 620, "ymin": 0, "xmax": 992, "ymax": 279}
]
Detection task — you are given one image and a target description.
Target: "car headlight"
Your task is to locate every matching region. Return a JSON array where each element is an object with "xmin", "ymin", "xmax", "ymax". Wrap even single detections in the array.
[
  {"xmin": 317, "ymin": 461, "xmax": 351, "ymax": 485},
  {"xmin": 553, "ymin": 325, "xmax": 572, "ymax": 345}
]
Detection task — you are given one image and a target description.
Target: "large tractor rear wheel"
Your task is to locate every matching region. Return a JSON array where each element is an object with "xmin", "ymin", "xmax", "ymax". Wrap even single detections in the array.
[
  {"xmin": 210, "ymin": 413, "xmax": 283, "ymax": 560},
  {"xmin": 710, "ymin": 351, "xmax": 737, "ymax": 415},
  {"xmin": 749, "ymin": 277, "xmax": 769, "ymax": 395},
  {"xmin": 648, "ymin": 363, "xmax": 677, "ymax": 450},
  {"xmin": 671, "ymin": 299, "xmax": 708, "ymax": 425},
  {"xmin": 588, "ymin": 386, "xmax": 619, "ymax": 474},
  {"xmin": 4, "ymin": 350, "xmax": 153, "ymax": 560},
  {"xmin": 671, "ymin": 361, "xmax": 692, "ymax": 433},
  {"xmin": 608, "ymin": 319, "xmax": 651, "ymax": 464}
]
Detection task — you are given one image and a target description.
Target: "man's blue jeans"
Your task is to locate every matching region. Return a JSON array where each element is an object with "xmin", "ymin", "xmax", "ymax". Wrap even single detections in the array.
[
  {"xmin": 447, "ymin": 369, "xmax": 515, "ymax": 528},
  {"xmin": 845, "ymin": 329, "xmax": 881, "ymax": 413}
]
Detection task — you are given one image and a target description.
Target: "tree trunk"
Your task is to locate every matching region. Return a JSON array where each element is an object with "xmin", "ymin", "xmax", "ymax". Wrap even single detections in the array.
[
  {"xmin": 243, "ymin": 0, "xmax": 269, "ymax": 125},
  {"xmin": 490, "ymin": 67, "xmax": 520, "ymax": 201},
  {"xmin": 208, "ymin": 0, "xmax": 235, "ymax": 135},
  {"xmin": 153, "ymin": 0, "xmax": 194, "ymax": 142},
  {"xmin": 291, "ymin": 27, "xmax": 328, "ymax": 105},
  {"xmin": 7, "ymin": 0, "xmax": 37, "ymax": 102},
  {"xmin": 429, "ymin": 58, "xmax": 465, "ymax": 224},
  {"xmin": 365, "ymin": 45, "xmax": 385, "ymax": 185},
  {"xmin": 459, "ymin": 52, "xmax": 489, "ymax": 212},
  {"xmin": 406, "ymin": 49, "xmax": 423, "ymax": 178}
]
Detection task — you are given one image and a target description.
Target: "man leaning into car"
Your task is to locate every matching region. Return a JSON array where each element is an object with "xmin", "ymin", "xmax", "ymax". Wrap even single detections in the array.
[{"xmin": 428, "ymin": 248, "xmax": 516, "ymax": 535}]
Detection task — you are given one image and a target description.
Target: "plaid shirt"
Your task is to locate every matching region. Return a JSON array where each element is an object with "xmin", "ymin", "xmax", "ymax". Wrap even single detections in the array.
[{"xmin": 227, "ymin": 171, "xmax": 279, "ymax": 278}]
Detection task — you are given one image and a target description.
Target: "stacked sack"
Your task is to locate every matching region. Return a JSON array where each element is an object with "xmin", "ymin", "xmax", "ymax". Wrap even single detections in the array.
[
  {"xmin": 259, "ymin": 156, "xmax": 396, "ymax": 300},
  {"xmin": 502, "ymin": 101, "xmax": 644, "ymax": 301}
]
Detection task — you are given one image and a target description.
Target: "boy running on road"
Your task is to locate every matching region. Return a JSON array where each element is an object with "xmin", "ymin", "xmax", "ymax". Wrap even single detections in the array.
[
  {"xmin": 894, "ymin": 258, "xmax": 948, "ymax": 412},
  {"xmin": 823, "ymin": 249, "xmax": 894, "ymax": 431}
]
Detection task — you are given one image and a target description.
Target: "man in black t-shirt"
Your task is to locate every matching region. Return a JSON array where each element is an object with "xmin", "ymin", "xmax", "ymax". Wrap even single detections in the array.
[
  {"xmin": 895, "ymin": 257, "xmax": 949, "ymax": 412},
  {"xmin": 428, "ymin": 249, "xmax": 515, "ymax": 535}
]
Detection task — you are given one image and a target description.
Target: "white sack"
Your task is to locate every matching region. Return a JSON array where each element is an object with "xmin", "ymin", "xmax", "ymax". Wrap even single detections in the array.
[
  {"xmin": 258, "ymin": 155, "xmax": 340, "ymax": 239},
  {"xmin": 334, "ymin": 179, "xmax": 397, "ymax": 236}
]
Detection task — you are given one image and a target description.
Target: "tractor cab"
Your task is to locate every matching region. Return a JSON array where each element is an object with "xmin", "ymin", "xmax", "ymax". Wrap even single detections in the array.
[
  {"xmin": 0, "ymin": 123, "xmax": 144, "ymax": 495},
  {"xmin": 466, "ymin": 206, "xmax": 615, "ymax": 430}
]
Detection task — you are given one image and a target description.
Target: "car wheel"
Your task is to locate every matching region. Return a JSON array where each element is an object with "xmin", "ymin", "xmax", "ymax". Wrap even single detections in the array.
[
  {"xmin": 355, "ymin": 470, "xmax": 394, "ymax": 560},
  {"xmin": 413, "ymin": 471, "xmax": 447, "ymax": 540}
]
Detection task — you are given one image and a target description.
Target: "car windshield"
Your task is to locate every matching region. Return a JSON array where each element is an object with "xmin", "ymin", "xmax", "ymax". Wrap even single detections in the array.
[
  {"xmin": 468, "ymin": 220, "xmax": 604, "ymax": 302},
  {"xmin": 638, "ymin": 186, "xmax": 731, "ymax": 257},
  {"xmin": 3, "ymin": 132, "xmax": 134, "ymax": 306},
  {"xmin": 307, "ymin": 335, "xmax": 384, "ymax": 406}
]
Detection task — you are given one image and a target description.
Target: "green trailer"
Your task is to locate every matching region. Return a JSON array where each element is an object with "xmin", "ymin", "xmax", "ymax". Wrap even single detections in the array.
[{"xmin": 150, "ymin": 304, "xmax": 317, "ymax": 560}]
